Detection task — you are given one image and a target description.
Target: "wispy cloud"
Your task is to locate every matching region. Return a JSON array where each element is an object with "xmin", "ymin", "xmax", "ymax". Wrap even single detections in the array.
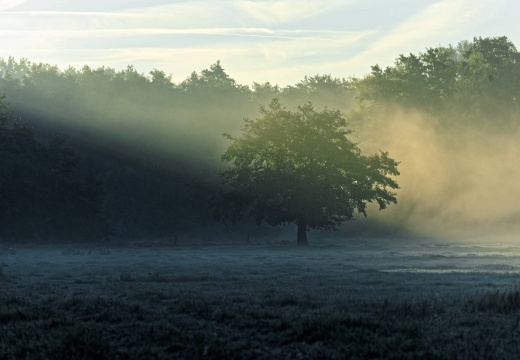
[
  {"xmin": 0, "ymin": 0, "xmax": 513, "ymax": 86},
  {"xmin": 370, "ymin": 0, "xmax": 499, "ymax": 52},
  {"xmin": 0, "ymin": 27, "xmax": 368, "ymax": 41},
  {"xmin": 0, "ymin": 0, "xmax": 26, "ymax": 11},
  {"xmin": 236, "ymin": 0, "xmax": 354, "ymax": 26},
  {"xmin": 329, "ymin": 0, "xmax": 501, "ymax": 77},
  {"xmin": 0, "ymin": 27, "xmax": 371, "ymax": 85},
  {"xmin": 0, "ymin": 0, "xmax": 372, "ymax": 85},
  {"xmin": 0, "ymin": 0, "xmax": 356, "ymax": 30}
]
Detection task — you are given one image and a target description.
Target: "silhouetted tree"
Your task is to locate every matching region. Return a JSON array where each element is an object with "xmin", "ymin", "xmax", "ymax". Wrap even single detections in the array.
[
  {"xmin": 217, "ymin": 99, "xmax": 400, "ymax": 245},
  {"xmin": 0, "ymin": 96, "xmax": 109, "ymax": 242},
  {"xmin": 0, "ymin": 94, "xmax": 8, "ymax": 127}
]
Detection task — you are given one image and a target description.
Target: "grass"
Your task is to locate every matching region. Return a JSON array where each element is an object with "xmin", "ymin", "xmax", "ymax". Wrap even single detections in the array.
[
  {"xmin": 2, "ymin": 290, "xmax": 520, "ymax": 359},
  {"xmin": 2, "ymin": 244, "xmax": 520, "ymax": 359},
  {"xmin": 466, "ymin": 289, "xmax": 520, "ymax": 313}
]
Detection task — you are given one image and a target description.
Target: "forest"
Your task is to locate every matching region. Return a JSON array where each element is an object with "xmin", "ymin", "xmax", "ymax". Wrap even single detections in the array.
[{"xmin": 1, "ymin": 35, "xmax": 519, "ymax": 243}]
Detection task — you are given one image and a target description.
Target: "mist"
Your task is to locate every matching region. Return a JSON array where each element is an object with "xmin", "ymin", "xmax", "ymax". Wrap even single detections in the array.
[
  {"xmin": 2, "ymin": 36, "xmax": 520, "ymax": 244},
  {"xmin": 3, "ymin": 62, "xmax": 352, "ymax": 174},
  {"xmin": 0, "ymin": 58, "xmax": 354, "ymax": 241},
  {"xmin": 351, "ymin": 105, "xmax": 520, "ymax": 241},
  {"xmin": 3, "ymin": 37, "xmax": 520, "ymax": 359}
]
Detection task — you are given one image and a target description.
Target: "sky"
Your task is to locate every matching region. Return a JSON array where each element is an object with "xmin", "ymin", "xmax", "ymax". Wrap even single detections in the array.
[{"xmin": 0, "ymin": 0, "xmax": 519, "ymax": 86}]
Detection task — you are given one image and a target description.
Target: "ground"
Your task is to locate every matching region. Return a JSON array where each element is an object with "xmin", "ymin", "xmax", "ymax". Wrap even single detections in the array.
[{"xmin": 1, "ymin": 238, "xmax": 520, "ymax": 359}]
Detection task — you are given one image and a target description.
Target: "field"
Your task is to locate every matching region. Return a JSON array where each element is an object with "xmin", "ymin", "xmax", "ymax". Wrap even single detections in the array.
[{"xmin": 2, "ymin": 238, "xmax": 520, "ymax": 359}]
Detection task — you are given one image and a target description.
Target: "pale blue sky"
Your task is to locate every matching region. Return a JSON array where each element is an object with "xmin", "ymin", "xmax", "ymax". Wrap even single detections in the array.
[{"xmin": 0, "ymin": 0, "xmax": 518, "ymax": 85}]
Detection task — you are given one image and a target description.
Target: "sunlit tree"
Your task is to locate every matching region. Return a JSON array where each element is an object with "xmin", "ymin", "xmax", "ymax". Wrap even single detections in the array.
[
  {"xmin": 351, "ymin": 36, "xmax": 520, "ymax": 128},
  {"xmin": 217, "ymin": 99, "xmax": 400, "ymax": 245}
]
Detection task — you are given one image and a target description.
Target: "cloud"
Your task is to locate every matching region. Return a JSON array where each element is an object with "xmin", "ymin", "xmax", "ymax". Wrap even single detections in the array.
[
  {"xmin": 328, "ymin": 0, "xmax": 501, "ymax": 77},
  {"xmin": 235, "ymin": 0, "xmax": 354, "ymax": 26},
  {"xmin": 0, "ymin": 26, "xmax": 368, "ymax": 41},
  {"xmin": 0, "ymin": 26, "xmax": 370, "ymax": 86},
  {"xmin": 371, "ymin": 0, "xmax": 498, "ymax": 51},
  {"xmin": 0, "ymin": 0, "xmax": 26, "ymax": 11},
  {"xmin": 0, "ymin": 0, "xmax": 373, "ymax": 85},
  {"xmin": 0, "ymin": 0, "xmax": 510, "ymax": 86},
  {"xmin": 116, "ymin": 1, "xmax": 272, "ymax": 29},
  {"xmin": 1, "ymin": 0, "xmax": 356, "ymax": 29},
  {"xmin": 0, "ymin": 2, "xmax": 232, "ymax": 30}
]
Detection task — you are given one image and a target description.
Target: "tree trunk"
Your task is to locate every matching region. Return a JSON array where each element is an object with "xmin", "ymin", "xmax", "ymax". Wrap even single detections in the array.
[{"xmin": 297, "ymin": 220, "xmax": 309, "ymax": 246}]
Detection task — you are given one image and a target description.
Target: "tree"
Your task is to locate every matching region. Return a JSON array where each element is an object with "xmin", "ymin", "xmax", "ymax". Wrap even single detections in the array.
[
  {"xmin": 179, "ymin": 60, "xmax": 247, "ymax": 93},
  {"xmin": 351, "ymin": 36, "xmax": 520, "ymax": 129},
  {"xmin": 0, "ymin": 96, "xmax": 110, "ymax": 242},
  {"xmin": 217, "ymin": 99, "xmax": 400, "ymax": 245},
  {"xmin": 0, "ymin": 94, "xmax": 9, "ymax": 127}
]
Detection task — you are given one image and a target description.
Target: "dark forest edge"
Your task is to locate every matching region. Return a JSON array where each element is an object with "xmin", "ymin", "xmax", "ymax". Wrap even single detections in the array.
[{"xmin": 1, "ymin": 36, "xmax": 519, "ymax": 244}]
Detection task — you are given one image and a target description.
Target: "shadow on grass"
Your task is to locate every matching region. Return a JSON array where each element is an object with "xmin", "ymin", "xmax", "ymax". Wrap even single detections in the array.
[{"xmin": 1, "ymin": 289, "xmax": 520, "ymax": 359}]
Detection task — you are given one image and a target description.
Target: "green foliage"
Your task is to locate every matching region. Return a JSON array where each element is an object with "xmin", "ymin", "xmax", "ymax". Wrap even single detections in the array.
[
  {"xmin": 0, "ymin": 97, "xmax": 108, "ymax": 242},
  {"xmin": 0, "ymin": 94, "xmax": 8, "ymax": 127},
  {"xmin": 0, "ymin": 56, "xmax": 356, "ymax": 240},
  {"xmin": 1, "ymin": 35, "xmax": 518, "ymax": 242},
  {"xmin": 217, "ymin": 99, "xmax": 399, "ymax": 240},
  {"xmin": 181, "ymin": 60, "xmax": 239, "ymax": 90},
  {"xmin": 282, "ymin": 74, "xmax": 353, "ymax": 108},
  {"xmin": 352, "ymin": 36, "xmax": 520, "ymax": 129}
]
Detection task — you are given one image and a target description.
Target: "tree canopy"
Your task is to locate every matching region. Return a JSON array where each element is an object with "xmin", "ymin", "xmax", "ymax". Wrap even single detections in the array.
[
  {"xmin": 217, "ymin": 99, "xmax": 400, "ymax": 245},
  {"xmin": 351, "ymin": 36, "xmax": 520, "ymax": 129},
  {"xmin": 0, "ymin": 96, "xmax": 108, "ymax": 242},
  {"xmin": 0, "ymin": 35, "xmax": 519, "ymax": 243}
]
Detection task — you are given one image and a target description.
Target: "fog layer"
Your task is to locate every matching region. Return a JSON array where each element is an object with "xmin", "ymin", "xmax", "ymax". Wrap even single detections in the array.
[
  {"xmin": 1, "ymin": 36, "xmax": 519, "ymax": 242},
  {"xmin": 356, "ymin": 108, "xmax": 520, "ymax": 240}
]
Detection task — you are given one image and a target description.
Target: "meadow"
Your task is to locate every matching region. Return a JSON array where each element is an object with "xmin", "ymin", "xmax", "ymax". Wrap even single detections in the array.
[{"xmin": 2, "ymin": 239, "xmax": 520, "ymax": 359}]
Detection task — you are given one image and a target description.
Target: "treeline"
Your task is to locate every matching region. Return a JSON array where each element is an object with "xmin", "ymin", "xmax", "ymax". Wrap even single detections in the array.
[
  {"xmin": 0, "ymin": 36, "xmax": 519, "ymax": 242},
  {"xmin": 0, "ymin": 96, "xmax": 107, "ymax": 241},
  {"xmin": 0, "ymin": 60, "xmax": 351, "ymax": 242},
  {"xmin": 351, "ymin": 36, "xmax": 520, "ymax": 130}
]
